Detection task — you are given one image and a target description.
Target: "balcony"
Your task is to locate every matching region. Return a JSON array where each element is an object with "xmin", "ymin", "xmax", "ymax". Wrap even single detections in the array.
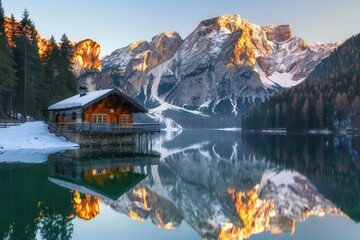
[{"xmin": 48, "ymin": 122, "xmax": 161, "ymax": 134}]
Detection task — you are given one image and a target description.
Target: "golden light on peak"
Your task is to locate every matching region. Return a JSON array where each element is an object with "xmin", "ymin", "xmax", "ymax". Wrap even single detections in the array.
[
  {"xmin": 130, "ymin": 40, "xmax": 146, "ymax": 51},
  {"xmin": 219, "ymin": 184, "xmax": 346, "ymax": 240},
  {"xmin": 219, "ymin": 185, "xmax": 276, "ymax": 240},
  {"xmin": 271, "ymin": 227, "xmax": 283, "ymax": 234},
  {"xmin": 230, "ymin": 21, "xmax": 257, "ymax": 68},
  {"xmin": 133, "ymin": 50, "xmax": 150, "ymax": 72},
  {"xmin": 71, "ymin": 39, "xmax": 102, "ymax": 74},
  {"xmin": 215, "ymin": 15, "xmax": 242, "ymax": 33},
  {"xmin": 132, "ymin": 187, "xmax": 151, "ymax": 211},
  {"xmin": 129, "ymin": 210, "xmax": 145, "ymax": 222},
  {"xmin": 164, "ymin": 31, "xmax": 176, "ymax": 37},
  {"xmin": 155, "ymin": 212, "xmax": 177, "ymax": 230},
  {"xmin": 37, "ymin": 36, "xmax": 54, "ymax": 61},
  {"xmin": 72, "ymin": 191, "xmax": 100, "ymax": 221}
]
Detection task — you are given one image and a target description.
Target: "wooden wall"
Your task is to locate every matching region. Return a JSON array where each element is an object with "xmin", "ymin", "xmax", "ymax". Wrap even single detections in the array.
[
  {"xmin": 50, "ymin": 94, "xmax": 140, "ymax": 126},
  {"xmin": 83, "ymin": 95, "xmax": 134, "ymax": 125}
]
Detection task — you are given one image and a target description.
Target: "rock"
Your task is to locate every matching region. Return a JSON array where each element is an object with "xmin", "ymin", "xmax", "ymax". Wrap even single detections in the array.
[
  {"xmin": 72, "ymin": 39, "xmax": 102, "ymax": 77},
  {"xmin": 263, "ymin": 24, "xmax": 292, "ymax": 42}
]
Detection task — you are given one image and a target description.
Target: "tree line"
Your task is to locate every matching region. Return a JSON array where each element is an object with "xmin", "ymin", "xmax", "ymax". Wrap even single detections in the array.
[
  {"xmin": 242, "ymin": 33, "xmax": 360, "ymax": 130},
  {"xmin": 0, "ymin": 0, "xmax": 76, "ymax": 120}
]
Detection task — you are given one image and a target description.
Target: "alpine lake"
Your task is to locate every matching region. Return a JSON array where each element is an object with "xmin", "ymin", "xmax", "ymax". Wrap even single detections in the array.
[{"xmin": 1, "ymin": 130, "xmax": 360, "ymax": 240}]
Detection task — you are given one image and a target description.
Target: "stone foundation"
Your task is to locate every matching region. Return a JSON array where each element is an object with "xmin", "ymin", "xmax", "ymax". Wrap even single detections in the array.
[{"xmin": 51, "ymin": 128, "xmax": 135, "ymax": 147}]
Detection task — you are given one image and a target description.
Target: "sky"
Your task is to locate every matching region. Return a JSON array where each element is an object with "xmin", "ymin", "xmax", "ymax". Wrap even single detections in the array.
[{"xmin": 3, "ymin": 0, "xmax": 360, "ymax": 57}]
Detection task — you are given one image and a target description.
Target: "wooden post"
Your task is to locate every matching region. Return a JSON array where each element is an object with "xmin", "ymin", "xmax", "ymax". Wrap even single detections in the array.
[
  {"xmin": 138, "ymin": 133, "xmax": 140, "ymax": 153},
  {"xmin": 146, "ymin": 133, "xmax": 148, "ymax": 153},
  {"xmin": 140, "ymin": 134, "xmax": 143, "ymax": 153},
  {"xmin": 150, "ymin": 133, "xmax": 153, "ymax": 154}
]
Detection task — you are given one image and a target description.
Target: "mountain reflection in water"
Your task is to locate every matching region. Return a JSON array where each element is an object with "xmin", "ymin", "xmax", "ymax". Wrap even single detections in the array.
[{"xmin": 0, "ymin": 131, "xmax": 359, "ymax": 239}]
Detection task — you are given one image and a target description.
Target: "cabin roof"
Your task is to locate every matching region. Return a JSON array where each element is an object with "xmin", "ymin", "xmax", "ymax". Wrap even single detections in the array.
[
  {"xmin": 48, "ymin": 173, "xmax": 147, "ymax": 201},
  {"xmin": 48, "ymin": 88, "xmax": 147, "ymax": 113}
]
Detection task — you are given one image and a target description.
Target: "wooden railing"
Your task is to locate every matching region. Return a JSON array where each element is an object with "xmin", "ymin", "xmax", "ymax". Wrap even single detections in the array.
[
  {"xmin": 48, "ymin": 122, "xmax": 160, "ymax": 134},
  {"xmin": 0, "ymin": 119, "xmax": 24, "ymax": 128}
]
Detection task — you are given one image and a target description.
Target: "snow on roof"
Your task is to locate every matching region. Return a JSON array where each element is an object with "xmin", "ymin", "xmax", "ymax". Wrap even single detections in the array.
[{"xmin": 48, "ymin": 89, "xmax": 113, "ymax": 110}]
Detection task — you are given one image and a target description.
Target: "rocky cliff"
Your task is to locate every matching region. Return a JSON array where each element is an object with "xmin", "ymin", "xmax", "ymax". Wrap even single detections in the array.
[
  {"xmin": 79, "ymin": 31, "xmax": 183, "ymax": 96},
  {"xmin": 4, "ymin": 16, "xmax": 102, "ymax": 79},
  {"xmin": 71, "ymin": 39, "xmax": 102, "ymax": 76}
]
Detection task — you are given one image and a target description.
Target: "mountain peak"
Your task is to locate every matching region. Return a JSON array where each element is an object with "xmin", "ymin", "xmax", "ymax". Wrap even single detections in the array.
[
  {"xmin": 198, "ymin": 14, "xmax": 242, "ymax": 34},
  {"xmin": 150, "ymin": 31, "xmax": 181, "ymax": 45},
  {"xmin": 129, "ymin": 40, "xmax": 149, "ymax": 51},
  {"xmin": 262, "ymin": 24, "xmax": 292, "ymax": 42}
]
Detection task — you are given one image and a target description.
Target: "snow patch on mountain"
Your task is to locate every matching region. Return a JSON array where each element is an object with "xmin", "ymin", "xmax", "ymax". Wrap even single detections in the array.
[{"xmin": 148, "ymin": 56, "xmax": 210, "ymax": 130}]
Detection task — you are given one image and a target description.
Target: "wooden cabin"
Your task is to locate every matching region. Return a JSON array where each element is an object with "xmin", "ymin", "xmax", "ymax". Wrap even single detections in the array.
[
  {"xmin": 48, "ymin": 88, "xmax": 147, "ymax": 127},
  {"xmin": 48, "ymin": 88, "xmax": 159, "ymax": 146}
]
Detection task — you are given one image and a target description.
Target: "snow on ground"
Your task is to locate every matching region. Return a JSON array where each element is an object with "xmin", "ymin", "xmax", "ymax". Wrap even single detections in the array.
[
  {"xmin": 0, "ymin": 121, "xmax": 78, "ymax": 162},
  {"xmin": 214, "ymin": 128, "xmax": 242, "ymax": 132},
  {"xmin": 261, "ymin": 129, "xmax": 287, "ymax": 134},
  {"xmin": 308, "ymin": 129, "xmax": 332, "ymax": 135}
]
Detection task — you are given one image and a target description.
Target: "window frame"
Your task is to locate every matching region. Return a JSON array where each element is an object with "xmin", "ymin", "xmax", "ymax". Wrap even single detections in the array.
[{"xmin": 92, "ymin": 114, "xmax": 108, "ymax": 123}]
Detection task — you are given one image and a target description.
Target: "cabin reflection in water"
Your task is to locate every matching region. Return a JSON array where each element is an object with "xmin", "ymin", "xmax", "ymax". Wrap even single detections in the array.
[{"xmin": 48, "ymin": 149, "xmax": 160, "ymax": 221}]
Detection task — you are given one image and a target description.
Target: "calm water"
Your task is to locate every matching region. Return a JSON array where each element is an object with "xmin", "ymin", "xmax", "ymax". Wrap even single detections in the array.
[{"xmin": 1, "ymin": 131, "xmax": 360, "ymax": 240}]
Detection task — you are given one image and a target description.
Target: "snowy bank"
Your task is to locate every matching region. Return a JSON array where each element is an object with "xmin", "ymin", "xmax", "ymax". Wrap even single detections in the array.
[{"xmin": 0, "ymin": 121, "xmax": 78, "ymax": 162}]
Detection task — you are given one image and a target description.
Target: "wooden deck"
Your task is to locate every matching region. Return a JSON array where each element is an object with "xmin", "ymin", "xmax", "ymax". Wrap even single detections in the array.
[{"xmin": 47, "ymin": 122, "xmax": 161, "ymax": 134}]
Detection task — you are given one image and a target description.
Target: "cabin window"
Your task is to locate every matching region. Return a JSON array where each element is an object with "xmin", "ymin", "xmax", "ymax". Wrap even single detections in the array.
[
  {"xmin": 72, "ymin": 112, "xmax": 77, "ymax": 121},
  {"xmin": 97, "ymin": 114, "xmax": 102, "ymax": 123},
  {"xmin": 121, "ymin": 114, "xmax": 131, "ymax": 125},
  {"xmin": 92, "ymin": 114, "xmax": 108, "ymax": 123}
]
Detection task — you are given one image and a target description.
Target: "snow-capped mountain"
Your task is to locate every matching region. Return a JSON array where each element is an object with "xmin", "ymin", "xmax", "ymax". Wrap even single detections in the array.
[{"xmin": 78, "ymin": 14, "xmax": 340, "ymax": 128}]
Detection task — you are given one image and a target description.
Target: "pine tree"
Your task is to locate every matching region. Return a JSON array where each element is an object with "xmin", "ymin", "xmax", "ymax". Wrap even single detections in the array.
[
  {"xmin": 59, "ymin": 33, "xmax": 76, "ymax": 98},
  {"xmin": 7, "ymin": 14, "xmax": 20, "ymax": 48},
  {"xmin": 0, "ymin": 0, "xmax": 17, "ymax": 118},
  {"xmin": 43, "ymin": 35, "xmax": 60, "ymax": 104},
  {"xmin": 13, "ymin": 8, "xmax": 47, "ymax": 119},
  {"xmin": 315, "ymin": 93, "xmax": 324, "ymax": 129}
]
